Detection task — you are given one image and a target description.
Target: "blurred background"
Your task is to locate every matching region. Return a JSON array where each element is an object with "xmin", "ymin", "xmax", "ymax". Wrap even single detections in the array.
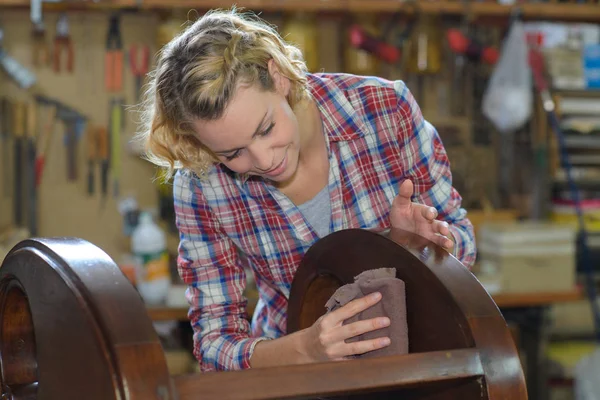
[{"xmin": 0, "ymin": 1, "xmax": 599, "ymax": 399}]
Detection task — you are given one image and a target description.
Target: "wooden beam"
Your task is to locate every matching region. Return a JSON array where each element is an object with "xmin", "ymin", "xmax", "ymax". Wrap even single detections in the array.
[
  {"xmin": 174, "ymin": 348, "xmax": 484, "ymax": 400},
  {"xmin": 1, "ymin": 0, "xmax": 600, "ymax": 23}
]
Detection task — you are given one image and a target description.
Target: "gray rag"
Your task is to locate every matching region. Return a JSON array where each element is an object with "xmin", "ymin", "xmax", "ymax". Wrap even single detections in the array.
[{"xmin": 324, "ymin": 267, "xmax": 408, "ymax": 359}]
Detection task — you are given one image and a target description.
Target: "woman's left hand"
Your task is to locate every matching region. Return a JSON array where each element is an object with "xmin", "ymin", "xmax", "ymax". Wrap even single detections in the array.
[{"xmin": 389, "ymin": 179, "xmax": 454, "ymax": 252}]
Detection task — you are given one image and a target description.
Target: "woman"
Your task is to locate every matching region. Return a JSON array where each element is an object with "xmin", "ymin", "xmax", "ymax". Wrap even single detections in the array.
[{"xmin": 138, "ymin": 9, "xmax": 476, "ymax": 372}]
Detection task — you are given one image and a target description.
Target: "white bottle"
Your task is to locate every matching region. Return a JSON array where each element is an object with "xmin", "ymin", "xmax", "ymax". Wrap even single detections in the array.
[{"xmin": 132, "ymin": 211, "xmax": 171, "ymax": 305}]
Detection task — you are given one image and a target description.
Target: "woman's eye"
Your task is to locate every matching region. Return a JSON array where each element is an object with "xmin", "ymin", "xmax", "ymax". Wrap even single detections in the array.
[
  {"xmin": 225, "ymin": 150, "xmax": 241, "ymax": 161},
  {"xmin": 259, "ymin": 122, "xmax": 275, "ymax": 137}
]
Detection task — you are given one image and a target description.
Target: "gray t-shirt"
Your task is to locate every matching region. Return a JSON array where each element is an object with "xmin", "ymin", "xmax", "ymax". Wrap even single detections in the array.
[{"xmin": 297, "ymin": 185, "xmax": 331, "ymax": 238}]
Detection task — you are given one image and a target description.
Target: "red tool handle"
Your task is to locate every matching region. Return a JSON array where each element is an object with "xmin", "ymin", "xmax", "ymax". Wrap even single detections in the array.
[
  {"xmin": 35, "ymin": 157, "xmax": 45, "ymax": 187},
  {"xmin": 446, "ymin": 29, "xmax": 499, "ymax": 65},
  {"xmin": 348, "ymin": 24, "xmax": 401, "ymax": 64}
]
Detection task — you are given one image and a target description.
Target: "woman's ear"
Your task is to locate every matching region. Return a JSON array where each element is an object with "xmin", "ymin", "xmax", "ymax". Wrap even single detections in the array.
[{"xmin": 268, "ymin": 59, "xmax": 291, "ymax": 97}]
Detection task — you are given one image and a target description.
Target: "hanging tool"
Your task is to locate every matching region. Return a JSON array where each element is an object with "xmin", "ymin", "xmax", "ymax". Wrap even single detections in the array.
[
  {"xmin": 86, "ymin": 125, "xmax": 108, "ymax": 197},
  {"xmin": 25, "ymin": 101, "xmax": 38, "ymax": 236},
  {"xmin": 34, "ymin": 100, "xmax": 57, "ymax": 187},
  {"xmin": 110, "ymin": 98, "xmax": 123, "ymax": 198},
  {"xmin": 446, "ymin": 29, "xmax": 500, "ymax": 66},
  {"xmin": 348, "ymin": 24, "xmax": 401, "ymax": 64},
  {"xmin": 87, "ymin": 125, "xmax": 97, "ymax": 195},
  {"xmin": 34, "ymin": 95, "xmax": 85, "ymax": 183},
  {"xmin": 13, "ymin": 102, "xmax": 25, "ymax": 228},
  {"xmin": 53, "ymin": 103, "xmax": 86, "ymax": 182},
  {"xmin": 347, "ymin": 9, "xmax": 415, "ymax": 66},
  {"xmin": 129, "ymin": 44, "xmax": 150, "ymax": 102},
  {"xmin": 32, "ymin": 21, "xmax": 51, "ymax": 68},
  {"xmin": 0, "ymin": 24, "xmax": 36, "ymax": 89},
  {"xmin": 53, "ymin": 13, "xmax": 74, "ymax": 73},
  {"xmin": 30, "ymin": 0, "xmax": 49, "ymax": 68},
  {"xmin": 65, "ymin": 119, "xmax": 77, "ymax": 181},
  {"xmin": 98, "ymin": 126, "xmax": 109, "ymax": 205},
  {"xmin": 0, "ymin": 98, "xmax": 11, "ymax": 200},
  {"xmin": 447, "ymin": 0, "xmax": 471, "ymax": 118},
  {"xmin": 105, "ymin": 14, "xmax": 123, "ymax": 92}
]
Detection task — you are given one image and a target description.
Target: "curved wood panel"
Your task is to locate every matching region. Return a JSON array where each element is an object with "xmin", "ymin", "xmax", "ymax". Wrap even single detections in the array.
[
  {"xmin": 0, "ymin": 233, "xmax": 526, "ymax": 400},
  {"xmin": 287, "ymin": 228, "xmax": 528, "ymax": 399},
  {"xmin": 0, "ymin": 238, "xmax": 174, "ymax": 400}
]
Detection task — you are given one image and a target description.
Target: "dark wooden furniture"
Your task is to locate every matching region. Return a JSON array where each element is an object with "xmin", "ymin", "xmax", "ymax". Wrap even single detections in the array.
[
  {"xmin": 287, "ymin": 228, "xmax": 528, "ymax": 399},
  {"xmin": 0, "ymin": 229, "xmax": 527, "ymax": 399}
]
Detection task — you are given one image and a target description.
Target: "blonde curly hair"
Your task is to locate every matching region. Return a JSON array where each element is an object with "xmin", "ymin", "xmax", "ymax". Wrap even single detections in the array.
[{"xmin": 136, "ymin": 8, "xmax": 311, "ymax": 179}]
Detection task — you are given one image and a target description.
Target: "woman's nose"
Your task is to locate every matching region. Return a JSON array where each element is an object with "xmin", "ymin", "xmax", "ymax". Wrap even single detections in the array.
[{"xmin": 249, "ymin": 144, "xmax": 274, "ymax": 172}]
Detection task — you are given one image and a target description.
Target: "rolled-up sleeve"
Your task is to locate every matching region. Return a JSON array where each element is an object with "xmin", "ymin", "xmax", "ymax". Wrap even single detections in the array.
[
  {"xmin": 393, "ymin": 81, "xmax": 477, "ymax": 268},
  {"xmin": 173, "ymin": 170, "xmax": 269, "ymax": 371}
]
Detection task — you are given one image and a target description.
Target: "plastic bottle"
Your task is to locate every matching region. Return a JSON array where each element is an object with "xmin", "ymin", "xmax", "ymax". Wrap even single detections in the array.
[{"xmin": 131, "ymin": 211, "xmax": 171, "ymax": 305}]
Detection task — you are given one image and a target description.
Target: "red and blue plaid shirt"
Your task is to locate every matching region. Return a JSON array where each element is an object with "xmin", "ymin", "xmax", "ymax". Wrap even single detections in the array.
[{"xmin": 174, "ymin": 73, "xmax": 476, "ymax": 372}]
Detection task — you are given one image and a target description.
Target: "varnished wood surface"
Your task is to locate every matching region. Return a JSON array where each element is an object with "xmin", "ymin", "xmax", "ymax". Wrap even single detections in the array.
[
  {"xmin": 0, "ymin": 232, "xmax": 529, "ymax": 400},
  {"xmin": 1, "ymin": 0, "xmax": 600, "ymax": 22},
  {"xmin": 286, "ymin": 228, "xmax": 528, "ymax": 399},
  {"xmin": 174, "ymin": 348, "xmax": 484, "ymax": 400},
  {"xmin": 0, "ymin": 238, "xmax": 174, "ymax": 400}
]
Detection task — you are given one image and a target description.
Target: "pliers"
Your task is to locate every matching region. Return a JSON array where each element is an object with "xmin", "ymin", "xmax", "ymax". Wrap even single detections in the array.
[
  {"xmin": 53, "ymin": 13, "xmax": 73, "ymax": 73},
  {"xmin": 32, "ymin": 21, "xmax": 50, "ymax": 68}
]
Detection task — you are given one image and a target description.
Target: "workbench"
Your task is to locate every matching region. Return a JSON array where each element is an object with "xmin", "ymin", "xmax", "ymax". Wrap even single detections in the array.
[{"xmin": 147, "ymin": 287, "xmax": 585, "ymax": 400}]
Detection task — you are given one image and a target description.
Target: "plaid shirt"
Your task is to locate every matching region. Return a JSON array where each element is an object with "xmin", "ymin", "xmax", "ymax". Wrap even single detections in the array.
[{"xmin": 174, "ymin": 73, "xmax": 476, "ymax": 372}]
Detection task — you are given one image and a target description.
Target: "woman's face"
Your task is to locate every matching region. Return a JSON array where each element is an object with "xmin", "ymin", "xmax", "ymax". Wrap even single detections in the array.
[{"xmin": 192, "ymin": 73, "xmax": 301, "ymax": 183}]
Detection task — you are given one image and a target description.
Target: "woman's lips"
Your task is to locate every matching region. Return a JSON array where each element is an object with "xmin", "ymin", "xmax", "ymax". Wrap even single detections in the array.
[{"xmin": 264, "ymin": 153, "xmax": 287, "ymax": 178}]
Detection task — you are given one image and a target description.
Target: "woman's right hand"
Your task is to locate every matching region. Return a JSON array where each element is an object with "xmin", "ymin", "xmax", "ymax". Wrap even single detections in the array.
[{"xmin": 300, "ymin": 291, "xmax": 391, "ymax": 362}]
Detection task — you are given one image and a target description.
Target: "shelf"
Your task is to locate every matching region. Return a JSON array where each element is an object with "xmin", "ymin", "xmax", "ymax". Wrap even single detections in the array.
[
  {"xmin": 147, "ymin": 306, "xmax": 190, "ymax": 321},
  {"xmin": 3, "ymin": 1, "xmax": 600, "ymax": 22},
  {"xmin": 493, "ymin": 288, "xmax": 585, "ymax": 309}
]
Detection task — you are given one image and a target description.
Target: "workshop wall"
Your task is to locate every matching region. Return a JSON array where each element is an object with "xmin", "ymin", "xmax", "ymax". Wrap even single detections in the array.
[
  {"xmin": 0, "ymin": 10, "xmax": 352, "ymax": 260},
  {"xmin": 0, "ymin": 10, "xmax": 162, "ymax": 259},
  {"xmin": 0, "ymin": 10, "xmax": 504, "ymax": 259}
]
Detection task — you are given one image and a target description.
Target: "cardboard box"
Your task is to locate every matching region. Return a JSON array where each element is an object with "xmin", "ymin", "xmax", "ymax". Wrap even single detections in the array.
[{"xmin": 478, "ymin": 222, "xmax": 577, "ymax": 294}]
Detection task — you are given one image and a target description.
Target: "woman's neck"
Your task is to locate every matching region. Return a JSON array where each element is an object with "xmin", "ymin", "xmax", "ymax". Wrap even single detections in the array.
[{"xmin": 296, "ymin": 97, "xmax": 325, "ymax": 165}]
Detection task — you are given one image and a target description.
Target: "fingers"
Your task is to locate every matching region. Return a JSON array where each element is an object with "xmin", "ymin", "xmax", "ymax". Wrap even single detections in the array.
[
  {"xmin": 398, "ymin": 179, "xmax": 413, "ymax": 198},
  {"xmin": 313, "ymin": 292, "xmax": 391, "ymax": 360},
  {"xmin": 339, "ymin": 337, "xmax": 392, "ymax": 358},
  {"xmin": 434, "ymin": 220, "xmax": 450, "ymax": 237},
  {"xmin": 326, "ymin": 292, "xmax": 382, "ymax": 326},
  {"xmin": 420, "ymin": 205, "xmax": 438, "ymax": 221},
  {"xmin": 320, "ymin": 322, "xmax": 392, "ymax": 359},
  {"xmin": 393, "ymin": 179, "xmax": 414, "ymax": 208},
  {"xmin": 432, "ymin": 220, "xmax": 453, "ymax": 250},
  {"xmin": 328, "ymin": 316, "xmax": 390, "ymax": 344}
]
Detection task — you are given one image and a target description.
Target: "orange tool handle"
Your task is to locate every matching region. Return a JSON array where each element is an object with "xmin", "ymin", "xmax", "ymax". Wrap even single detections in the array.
[{"xmin": 104, "ymin": 51, "xmax": 123, "ymax": 92}]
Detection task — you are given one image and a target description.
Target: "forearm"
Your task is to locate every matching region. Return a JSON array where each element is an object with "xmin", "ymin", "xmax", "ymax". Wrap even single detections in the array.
[{"xmin": 250, "ymin": 329, "xmax": 312, "ymax": 368}]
